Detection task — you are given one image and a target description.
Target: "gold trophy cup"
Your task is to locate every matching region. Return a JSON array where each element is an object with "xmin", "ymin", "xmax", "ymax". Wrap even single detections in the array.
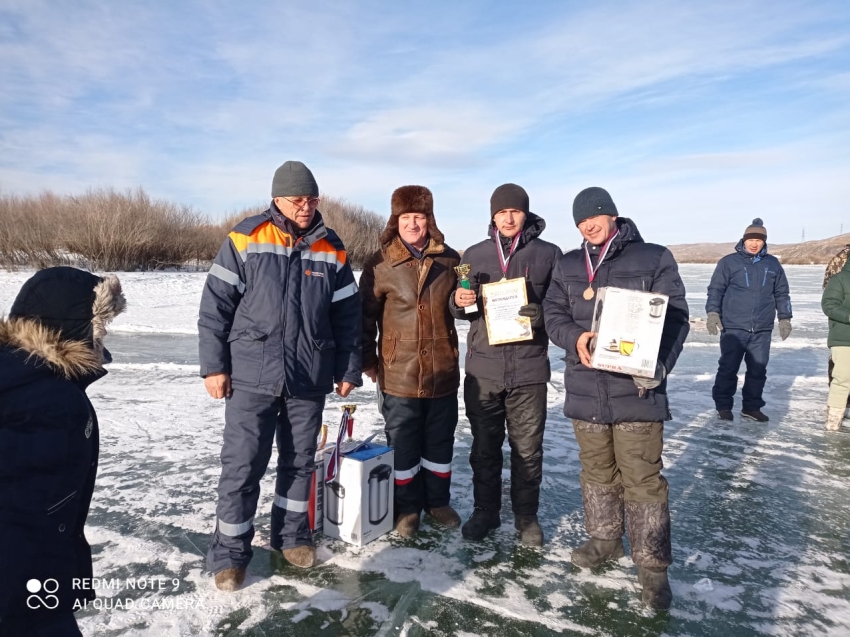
[{"xmin": 454, "ymin": 264, "xmax": 477, "ymax": 314}]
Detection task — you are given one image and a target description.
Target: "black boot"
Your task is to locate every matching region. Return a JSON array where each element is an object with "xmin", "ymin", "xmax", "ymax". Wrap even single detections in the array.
[
  {"xmin": 741, "ymin": 409, "xmax": 769, "ymax": 422},
  {"xmin": 638, "ymin": 566, "xmax": 672, "ymax": 610},
  {"xmin": 514, "ymin": 515, "xmax": 544, "ymax": 547},
  {"xmin": 461, "ymin": 508, "xmax": 500, "ymax": 541},
  {"xmin": 571, "ymin": 537, "xmax": 625, "ymax": 568},
  {"xmin": 716, "ymin": 409, "xmax": 733, "ymax": 421}
]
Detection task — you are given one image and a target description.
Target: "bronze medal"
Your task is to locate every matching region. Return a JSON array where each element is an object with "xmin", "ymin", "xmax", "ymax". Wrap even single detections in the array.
[{"xmin": 583, "ymin": 286, "xmax": 595, "ymax": 300}]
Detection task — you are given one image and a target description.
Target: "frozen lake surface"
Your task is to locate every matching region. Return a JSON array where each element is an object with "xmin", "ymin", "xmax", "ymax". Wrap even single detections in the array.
[{"xmin": 1, "ymin": 264, "xmax": 848, "ymax": 636}]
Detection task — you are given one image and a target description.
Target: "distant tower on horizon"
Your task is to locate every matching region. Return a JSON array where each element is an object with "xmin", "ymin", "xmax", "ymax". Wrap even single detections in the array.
[{"xmin": 802, "ymin": 228, "xmax": 805, "ymax": 241}]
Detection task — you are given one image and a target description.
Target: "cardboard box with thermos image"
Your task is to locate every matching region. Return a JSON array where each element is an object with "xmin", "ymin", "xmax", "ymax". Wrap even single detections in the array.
[
  {"xmin": 589, "ymin": 287, "xmax": 669, "ymax": 378},
  {"xmin": 310, "ymin": 415, "xmax": 395, "ymax": 546}
]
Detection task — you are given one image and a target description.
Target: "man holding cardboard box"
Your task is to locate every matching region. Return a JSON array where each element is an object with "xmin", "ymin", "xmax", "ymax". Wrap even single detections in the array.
[{"xmin": 543, "ymin": 187, "xmax": 690, "ymax": 611}]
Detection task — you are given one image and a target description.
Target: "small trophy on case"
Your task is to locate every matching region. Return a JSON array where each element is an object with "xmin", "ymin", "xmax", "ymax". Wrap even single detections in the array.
[{"xmin": 454, "ymin": 264, "xmax": 477, "ymax": 314}]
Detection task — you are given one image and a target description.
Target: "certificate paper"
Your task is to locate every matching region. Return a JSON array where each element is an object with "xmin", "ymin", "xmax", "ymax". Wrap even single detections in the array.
[{"xmin": 481, "ymin": 277, "xmax": 533, "ymax": 345}]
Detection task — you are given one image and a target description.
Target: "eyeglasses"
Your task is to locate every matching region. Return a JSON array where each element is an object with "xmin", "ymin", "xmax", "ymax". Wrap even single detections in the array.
[{"xmin": 282, "ymin": 196, "xmax": 320, "ymax": 209}]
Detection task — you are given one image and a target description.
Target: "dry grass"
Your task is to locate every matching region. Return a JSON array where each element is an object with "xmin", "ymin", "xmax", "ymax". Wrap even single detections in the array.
[{"xmin": 0, "ymin": 189, "xmax": 385, "ymax": 271}]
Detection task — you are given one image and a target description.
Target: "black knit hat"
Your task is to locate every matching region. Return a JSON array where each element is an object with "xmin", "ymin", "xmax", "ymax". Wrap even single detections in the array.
[
  {"xmin": 743, "ymin": 218, "xmax": 767, "ymax": 241},
  {"xmin": 573, "ymin": 187, "xmax": 618, "ymax": 226},
  {"xmin": 490, "ymin": 183, "xmax": 529, "ymax": 218},
  {"xmin": 10, "ymin": 267, "xmax": 104, "ymax": 345},
  {"xmin": 271, "ymin": 161, "xmax": 319, "ymax": 198}
]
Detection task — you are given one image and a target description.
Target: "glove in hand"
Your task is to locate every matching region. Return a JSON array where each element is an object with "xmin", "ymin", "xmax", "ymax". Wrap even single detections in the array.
[
  {"xmin": 779, "ymin": 319, "xmax": 792, "ymax": 341},
  {"xmin": 518, "ymin": 303, "xmax": 544, "ymax": 329},
  {"xmin": 706, "ymin": 312, "xmax": 724, "ymax": 336},
  {"xmin": 633, "ymin": 362, "xmax": 666, "ymax": 391}
]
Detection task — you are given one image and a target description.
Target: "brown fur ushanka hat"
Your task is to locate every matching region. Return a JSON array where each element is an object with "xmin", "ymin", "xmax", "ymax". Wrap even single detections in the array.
[{"xmin": 380, "ymin": 185, "xmax": 445, "ymax": 246}]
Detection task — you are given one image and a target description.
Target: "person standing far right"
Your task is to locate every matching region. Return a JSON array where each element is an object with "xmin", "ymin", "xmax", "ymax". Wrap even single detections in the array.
[
  {"xmin": 705, "ymin": 218, "xmax": 792, "ymax": 422},
  {"xmin": 823, "ymin": 243, "xmax": 850, "ymax": 406},
  {"xmin": 822, "ymin": 251, "xmax": 850, "ymax": 430}
]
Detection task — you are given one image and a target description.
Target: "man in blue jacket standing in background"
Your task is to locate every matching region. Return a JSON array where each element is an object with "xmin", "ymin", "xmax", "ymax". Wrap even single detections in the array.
[
  {"xmin": 199, "ymin": 161, "xmax": 362, "ymax": 591},
  {"xmin": 706, "ymin": 218, "xmax": 792, "ymax": 422}
]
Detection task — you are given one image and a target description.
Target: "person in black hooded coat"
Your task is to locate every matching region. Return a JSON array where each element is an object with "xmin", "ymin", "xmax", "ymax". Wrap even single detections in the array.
[
  {"xmin": 0, "ymin": 267, "xmax": 126, "ymax": 637},
  {"xmin": 544, "ymin": 187, "xmax": 689, "ymax": 611}
]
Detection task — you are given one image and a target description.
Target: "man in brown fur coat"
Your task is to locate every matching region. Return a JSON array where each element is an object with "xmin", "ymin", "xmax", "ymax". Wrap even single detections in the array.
[
  {"xmin": 0, "ymin": 267, "xmax": 126, "ymax": 637},
  {"xmin": 361, "ymin": 185, "xmax": 462, "ymax": 537}
]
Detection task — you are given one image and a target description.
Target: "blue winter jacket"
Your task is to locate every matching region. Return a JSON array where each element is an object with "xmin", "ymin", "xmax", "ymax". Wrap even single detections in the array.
[
  {"xmin": 544, "ymin": 218, "xmax": 690, "ymax": 424},
  {"xmin": 198, "ymin": 208, "xmax": 362, "ymax": 397},
  {"xmin": 705, "ymin": 240, "xmax": 792, "ymax": 333}
]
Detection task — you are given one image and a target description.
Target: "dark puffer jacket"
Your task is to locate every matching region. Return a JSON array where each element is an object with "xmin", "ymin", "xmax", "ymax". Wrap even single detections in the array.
[
  {"xmin": 0, "ymin": 268, "xmax": 125, "ymax": 631},
  {"xmin": 706, "ymin": 240, "xmax": 792, "ymax": 333},
  {"xmin": 543, "ymin": 218, "xmax": 690, "ymax": 423},
  {"xmin": 449, "ymin": 213, "xmax": 562, "ymax": 388},
  {"xmin": 361, "ymin": 235, "xmax": 461, "ymax": 398}
]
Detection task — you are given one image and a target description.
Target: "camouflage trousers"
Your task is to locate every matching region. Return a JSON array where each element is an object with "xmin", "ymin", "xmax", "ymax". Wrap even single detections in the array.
[{"xmin": 572, "ymin": 420, "xmax": 672, "ymax": 569}]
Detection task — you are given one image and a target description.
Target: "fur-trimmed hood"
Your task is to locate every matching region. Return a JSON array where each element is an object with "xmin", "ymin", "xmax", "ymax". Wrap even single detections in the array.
[
  {"xmin": 0, "ymin": 317, "xmax": 104, "ymax": 381},
  {"xmin": 2, "ymin": 268, "xmax": 127, "ymax": 382}
]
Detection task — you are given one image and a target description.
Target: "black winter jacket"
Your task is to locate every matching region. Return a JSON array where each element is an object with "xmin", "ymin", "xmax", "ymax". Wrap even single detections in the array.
[
  {"xmin": 0, "ymin": 319, "xmax": 103, "ymax": 626},
  {"xmin": 544, "ymin": 218, "xmax": 690, "ymax": 423},
  {"xmin": 706, "ymin": 240, "xmax": 792, "ymax": 333},
  {"xmin": 449, "ymin": 213, "xmax": 562, "ymax": 388}
]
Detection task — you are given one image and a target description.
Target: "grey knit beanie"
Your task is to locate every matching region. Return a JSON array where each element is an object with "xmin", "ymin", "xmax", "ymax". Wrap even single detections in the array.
[
  {"xmin": 271, "ymin": 161, "xmax": 319, "ymax": 198},
  {"xmin": 743, "ymin": 218, "xmax": 767, "ymax": 241},
  {"xmin": 573, "ymin": 187, "xmax": 618, "ymax": 226}
]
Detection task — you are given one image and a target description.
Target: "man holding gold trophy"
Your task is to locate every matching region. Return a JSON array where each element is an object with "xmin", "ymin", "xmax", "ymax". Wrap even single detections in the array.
[
  {"xmin": 543, "ymin": 187, "xmax": 690, "ymax": 611},
  {"xmin": 450, "ymin": 184, "xmax": 561, "ymax": 546}
]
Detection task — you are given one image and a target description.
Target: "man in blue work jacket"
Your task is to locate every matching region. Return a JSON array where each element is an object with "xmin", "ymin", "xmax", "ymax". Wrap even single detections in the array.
[{"xmin": 198, "ymin": 161, "xmax": 362, "ymax": 590}]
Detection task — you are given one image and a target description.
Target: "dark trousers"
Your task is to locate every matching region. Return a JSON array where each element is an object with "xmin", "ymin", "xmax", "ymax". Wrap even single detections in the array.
[
  {"xmin": 207, "ymin": 389, "xmax": 325, "ymax": 573},
  {"xmin": 464, "ymin": 376, "xmax": 547, "ymax": 516},
  {"xmin": 382, "ymin": 393, "xmax": 458, "ymax": 515},
  {"xmin": 712, "ymin": 328, "xmax": 772, "ymax": 411}
]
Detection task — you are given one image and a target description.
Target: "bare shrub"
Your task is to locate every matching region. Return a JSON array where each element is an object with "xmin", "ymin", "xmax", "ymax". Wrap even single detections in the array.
[
  {"xmin": 320, "ymin": 196, "xmax": 385, "ymax": 268},
  {"xmin": 61, "ymin": 189, "xmax": 220, "ymax": 270},
  {"xmin": 0, "ymin": 192, "xmax": 67, "ymax": 267}
]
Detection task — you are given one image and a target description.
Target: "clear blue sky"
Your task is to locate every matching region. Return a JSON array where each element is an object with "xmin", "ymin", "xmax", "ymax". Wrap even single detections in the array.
[{"xmin": 1, "ymin": 0, "xmax": 848, "ymax": 248}]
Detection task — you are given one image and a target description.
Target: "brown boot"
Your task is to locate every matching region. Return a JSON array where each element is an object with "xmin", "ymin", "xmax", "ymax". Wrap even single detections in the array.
[
  {"xmin": 426, "ymin": 506, "xmax": 461, "ymax": 528},
  {"xmin": 395, "ymin": 512, "xmax": 421, "ymax": 537},
  {"xmin": 214, "ymin": 566, "xmax": 246, "ymax": 592},
  {"xmin": 282, "ymin": 545, "xmax": 316, "ymax": 569}
]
